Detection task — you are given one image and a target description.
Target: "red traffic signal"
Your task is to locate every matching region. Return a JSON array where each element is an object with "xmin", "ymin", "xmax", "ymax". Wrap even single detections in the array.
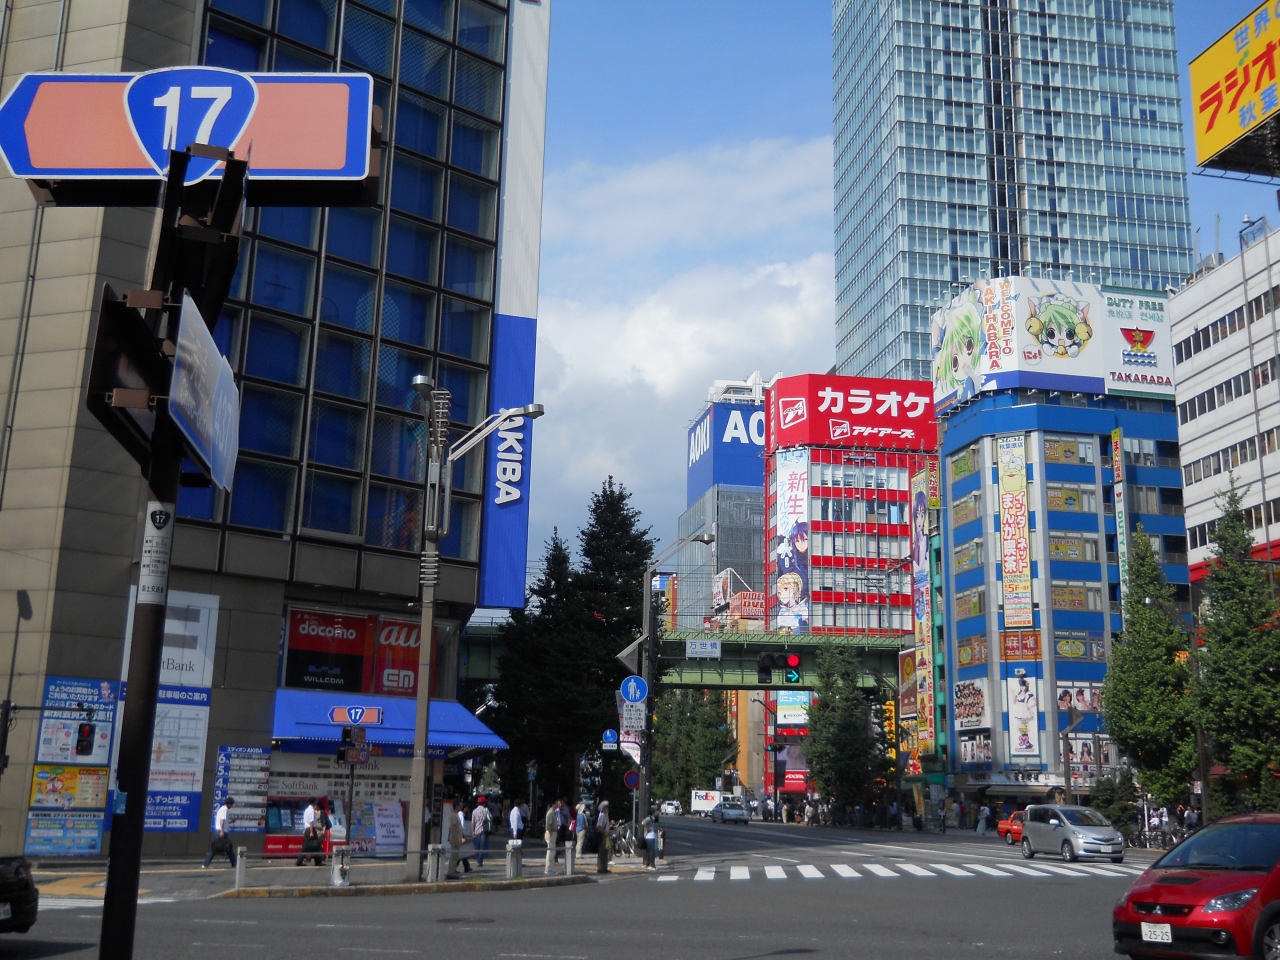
[
  {"xmin": 757, "ymin": 652, "xmax": 802, "ymax": 683},
  {"xmin": 75, "ymin": 723, "xmax": 95, "ymax": 756}
]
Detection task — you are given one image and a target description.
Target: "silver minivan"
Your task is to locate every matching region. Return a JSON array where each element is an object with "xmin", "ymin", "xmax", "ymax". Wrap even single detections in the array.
[{"xmin": 1020, "ymin": 804, "xmax": 1125, "ymax": 863}]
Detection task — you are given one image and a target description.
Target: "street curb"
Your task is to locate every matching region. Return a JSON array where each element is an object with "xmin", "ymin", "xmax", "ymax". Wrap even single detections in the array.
[{"xmin": 215, "ymin": 874, "xmax": 593, "ymax": 898}]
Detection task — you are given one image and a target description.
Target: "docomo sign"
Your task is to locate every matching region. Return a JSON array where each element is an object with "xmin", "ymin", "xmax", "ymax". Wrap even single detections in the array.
[{"xmin": 765, "ymin": 374, "xmax": 937, "ymax": 453}]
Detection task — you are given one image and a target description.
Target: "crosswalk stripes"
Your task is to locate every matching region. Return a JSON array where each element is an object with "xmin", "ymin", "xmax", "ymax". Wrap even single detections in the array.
[
  {"xmin": 963, "ymin": 863, "xmax": 1013, "ymax": 877},
  {"xmin": 897, "ymin": 863, "xmax": 935, "ymax": 877},
  {"xmin": 39, "ymin": 897, "xmax": 172, "ymax": 910},
  {"xmin": 863, "ymin": 863, "xmax": 898, "ymax": 878},
  {"xmin": 654, "ymin": 860, "xmax": 1147, "ymax": 883},
  {"xmin": 1003, "ymin": 864, "xmax": 1054, "ymax": 877}
]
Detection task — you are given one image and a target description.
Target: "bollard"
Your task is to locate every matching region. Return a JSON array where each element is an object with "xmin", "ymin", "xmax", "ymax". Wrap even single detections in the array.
[
  {"xmin": 235, "ymin": 848, "xmax": 246, "ymax": 890},
  {"xmin": 425, "ymin": 844, "xmax": 446, "ymax": 883},
  {"xmin": 331, "ymin": 847, "xmax": 349, "ymax": 887},
  {"xmin": 657, "ymin": 828, "xmax": 666, "ymax": 860},
  {"xmin": 505, "ymin": 839, "xmax": 523, "ymax": 880},
  {"xmin": 563, "ymin": 838, "xmax": 575, "ymax": 876}
]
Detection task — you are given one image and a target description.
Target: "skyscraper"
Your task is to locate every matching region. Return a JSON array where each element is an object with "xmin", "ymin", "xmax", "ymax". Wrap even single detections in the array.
[{"xmin": 833, "ymin": 0, "xmax": 1194, "ymax": 380}]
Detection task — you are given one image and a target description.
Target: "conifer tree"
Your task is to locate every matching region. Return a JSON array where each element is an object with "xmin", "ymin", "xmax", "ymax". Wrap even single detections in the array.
[
  {"xmin": 1103, "ymin": 524, "xmax": 1197, "ymax": 805},
  {"xmin": 805, "ymin": 644, "xmax": 893, "ymax": 804},
  {"xmin": 1199, "ymin": 481, "xmax": 1280, "ymax": 808}
]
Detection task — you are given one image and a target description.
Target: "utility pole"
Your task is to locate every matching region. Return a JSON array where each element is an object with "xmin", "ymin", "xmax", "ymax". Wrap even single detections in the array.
[{"xmin": 0, "ymin": 590, "xmax": 34, "ymax": 793}]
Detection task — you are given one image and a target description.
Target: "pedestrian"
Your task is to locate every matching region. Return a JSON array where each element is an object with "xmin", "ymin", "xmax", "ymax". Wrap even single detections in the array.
[
  {"xmin": 595, "ymin": 801, "xmax": 611, "ymax": 874},
  {"xmin": 471, "ymin": 796, "xmax": 492, "ymax": 867},
  {"xmin": 574, "ymin": 803, "xmax": 588, "ymax": 859},
  {"xmin": 641, "ymin": 809, "xmax": 657, "ymax": 869},
  {"xmin": 544, "ymin": 799, "xmax": 562, "ymax": 874},
  {"xmin": 890, "ymin": 799, "xmax": 900, "ymax": 831},
  {"xmin": 977, "ymin": 803, "xmax": 990, "ymax": 836},
  {"xmin": 202, "ymin": 796, "xmax": 237, "ymax": 868},
  {"xmin": 295, "ymin": 797, "xmax": 325, "ymax": 866},
  {"xmin": 455, "ymin": 801, "xmax": 473, "ymax": 873},
  {"xmin": 446, "ymin": 806, "xmax": 470, "ymax": 879},
  {"xmin": 509, "ymin": 797, "xmax": 525, "ymax": 841}
]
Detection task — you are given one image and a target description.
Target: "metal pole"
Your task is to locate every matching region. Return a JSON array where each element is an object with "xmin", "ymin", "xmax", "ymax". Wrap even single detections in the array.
[
  {"xmin": 0, "ymin": 591, "xmax": 31, "ymax": 793},
  {"xmin": 638, "ymin": 560, "xmax": 655, "ymax": 829}
]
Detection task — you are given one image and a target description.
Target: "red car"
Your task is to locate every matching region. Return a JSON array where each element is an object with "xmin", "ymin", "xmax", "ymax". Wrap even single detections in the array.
[
  {"xmin": 997, "ymin": 810, "xmax": 1025, "ymax": 845},
  {"xmin": 1113, "ymin": 814, "xmax": 1280, "ymax": 958}
]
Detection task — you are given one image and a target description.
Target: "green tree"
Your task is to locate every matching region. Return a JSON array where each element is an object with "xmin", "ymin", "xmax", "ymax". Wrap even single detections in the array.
[
  {"xmin": 1102, "ymin": 523, "xmax": 1197, "ymax": 805},
  {"xmin": 653, "ymin": 689, "xmax": 737, "ymax": 802},
  {"xmin": 805, "ymin": 644, "xmax": 893, "ymax": 803},
  {"xmin": 1199, "ymin": 481, "xmax": 1280, "ymax": 809},
  {"xmin": 1091, "ymin": 767, "xmax": 1141, "ymax": 843}
]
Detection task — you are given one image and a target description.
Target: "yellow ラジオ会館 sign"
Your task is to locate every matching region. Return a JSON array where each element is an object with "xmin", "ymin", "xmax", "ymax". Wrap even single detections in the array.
[{"xmin": 1190, "ymin": 1, "xmax": 1280, "ymax": 166}]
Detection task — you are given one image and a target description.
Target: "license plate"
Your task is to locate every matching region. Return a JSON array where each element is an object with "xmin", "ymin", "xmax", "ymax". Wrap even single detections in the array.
[
  {"xmin": 0, "ymin": 902, "xmax": 13, "ymax": 920},
  {"xmin": 1100, "ymin": 845, "xmax": 1115, "ymax": 853},
  {"xmin": 1141, "ymin": 922, "xmax": 1172, "ymax": 943}
]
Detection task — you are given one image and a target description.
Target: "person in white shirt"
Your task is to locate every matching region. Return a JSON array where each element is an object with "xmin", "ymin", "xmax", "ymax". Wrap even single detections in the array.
[
  {"xmin": 295, "ymin": 797, "xmax": 324, "ymax": 867},
  {"xmin": 509, "ymin": 800, "xmax": 524, "ymax": 841},
  {"xmin": 202, "ymin": 796, "xmax": 237, "ymax": 868},
  {"xmin": 471, "ymin": 797, "xmax": 492, "ymax": 867}
]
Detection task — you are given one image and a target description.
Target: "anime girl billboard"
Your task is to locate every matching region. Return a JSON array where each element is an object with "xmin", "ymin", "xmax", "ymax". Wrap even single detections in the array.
[{"xmin": 931, "ymin": 289, "xmax": 987, "ymax": 409}]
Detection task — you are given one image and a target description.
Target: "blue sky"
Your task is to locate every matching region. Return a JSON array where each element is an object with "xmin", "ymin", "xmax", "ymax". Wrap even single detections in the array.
[{"xmin": 525, "ymin": 0, "xmax": 1280, "ymax": 570}]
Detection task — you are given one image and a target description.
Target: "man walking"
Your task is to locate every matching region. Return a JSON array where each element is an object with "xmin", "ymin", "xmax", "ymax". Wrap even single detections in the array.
[
  {"xmin": 471, "ymin": 796, "xmax": 492, "ymax": 867},
  {"xmin": 977, "ymin": 802, "xmax": 990, "ymax": 836},
  {"xmin": 574, "ymin": 803, "xmax": 588, "ymax": 859},
  {"xmin": 295, "ymin": 797, "xmax": 325, "ymax": 867},
  {"xmin": 202, "ymin": 796, "xmax": 237, "ymax": 868},
  {"xmin": 544, "ymin": 799, "xmax": 562, "ymax": 874},
  {"xmin": 595, "ymin": 801, "xmax": 611, "ymax": 874},
  {"xmin": 641, "ymin": 809, "xmax": 657, "ymax": 869}
]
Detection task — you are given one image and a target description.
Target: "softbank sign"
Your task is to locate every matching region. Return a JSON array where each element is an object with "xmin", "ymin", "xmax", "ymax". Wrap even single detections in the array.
[{"xmin": 687, "ymin": 401, "xmax": 766, "ymax": 507}]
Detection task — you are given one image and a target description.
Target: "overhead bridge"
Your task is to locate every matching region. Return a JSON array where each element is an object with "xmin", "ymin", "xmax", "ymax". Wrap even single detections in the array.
[{"xmin": 655, "ymin": 631, "xmax": 903, "ymax": 689}]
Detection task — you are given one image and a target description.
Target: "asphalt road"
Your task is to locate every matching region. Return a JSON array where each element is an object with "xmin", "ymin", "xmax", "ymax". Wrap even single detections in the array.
[{"xmin": 5, "ymin": 817, "xmax": 1146, "ymax": 960}]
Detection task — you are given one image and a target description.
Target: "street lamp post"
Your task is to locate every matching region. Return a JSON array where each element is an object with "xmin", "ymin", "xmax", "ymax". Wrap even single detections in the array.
[
  {"xmin": 0, "ymin": 590, "xmax": 33, "ymax": 794},
  {"xmin": 404, "ymin": 375, "xmax": 543, "ymax": 880},
  {"xmin": 1144, "ymin": 596, "xmax": 1211, "ymax": 822},
  {"xmin": 637, "ymin": 533, "xmax": 714, "ymax": 827}
]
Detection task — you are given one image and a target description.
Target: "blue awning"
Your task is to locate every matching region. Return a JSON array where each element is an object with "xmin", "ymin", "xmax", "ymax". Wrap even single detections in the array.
[{"xmin": 271, "ymin": 689, "xmax": 507, "ymax": 751}]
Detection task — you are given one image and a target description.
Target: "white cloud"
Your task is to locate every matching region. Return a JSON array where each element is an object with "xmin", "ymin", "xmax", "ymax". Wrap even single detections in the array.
[{"xmin": 524, "ymin": 138, "xmax": 836, "ymax": 561}]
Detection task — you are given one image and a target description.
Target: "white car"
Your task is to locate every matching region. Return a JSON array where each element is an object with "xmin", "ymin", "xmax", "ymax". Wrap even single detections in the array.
[{"xmin": 661, "ymin": 801, "xmax": 683, "ymax": 816}]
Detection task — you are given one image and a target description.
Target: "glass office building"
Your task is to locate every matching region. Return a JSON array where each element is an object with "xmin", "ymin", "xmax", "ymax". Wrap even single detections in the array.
[{"xmin": 832, "ymin": 0, "xmax": 1194, "ymax": 381}]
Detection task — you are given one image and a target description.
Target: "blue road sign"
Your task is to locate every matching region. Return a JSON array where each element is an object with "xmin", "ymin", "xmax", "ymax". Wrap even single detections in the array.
[
  {"xmin": 623, "ymin": 770, "xmax": 640, "ymax": 791},
  {"xmin": 602, "ymin": 729, "xmax": 618, "ymax": 744},
  {"xmin": 169, "ymin": 295, "xmax": 239, "ymax": 490},
  {"xmin": 126, "ymin": 68, "xmax": 257, "ymax": 182},
  {"xmin": 620, "ymin": 675, "xmax": 648, "ymax": 704}
]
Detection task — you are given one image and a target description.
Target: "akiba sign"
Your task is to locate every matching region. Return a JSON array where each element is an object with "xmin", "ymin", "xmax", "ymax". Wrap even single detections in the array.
[
  {"xmin": 480, "ymin": 315, "xmax": 537, "ymax": 609},
  {"xmin": 687, "ymin": 402, "xmax": 766, "ymax": 507},
  {"xmin": 765, "ymin": 374, "xmax": 938, "ymax": 454}
]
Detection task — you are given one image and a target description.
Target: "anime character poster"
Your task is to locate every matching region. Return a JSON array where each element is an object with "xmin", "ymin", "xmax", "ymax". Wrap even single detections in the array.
[
  {"xmin": 931, "ymin": 286, "xmax": 990, "ymax": 408},
  {"xmin": 1006, "ymin": 676, "xmax": 1041, "ymax": 758},
  {"xmin": 772, "ymin": 447, "xmax": 809, "ymax": 633},
  {"xmin": 911, "ymin": 468, "xmax": 935, "ymax": 754}
]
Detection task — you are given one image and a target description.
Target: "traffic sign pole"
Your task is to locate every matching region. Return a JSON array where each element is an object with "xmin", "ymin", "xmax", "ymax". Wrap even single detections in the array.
[{"xmin": 98, "ymin": 148, "xmax": 246, "ymax": 960}]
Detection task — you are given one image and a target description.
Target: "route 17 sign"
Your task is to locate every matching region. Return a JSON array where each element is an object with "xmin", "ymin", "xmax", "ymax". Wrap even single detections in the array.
[{"xmin": 0, "ymin": 67, "xmax": 374, "ymax": 199}]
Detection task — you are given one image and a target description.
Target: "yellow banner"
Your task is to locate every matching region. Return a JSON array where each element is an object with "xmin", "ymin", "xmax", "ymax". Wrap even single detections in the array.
[
  {"xmin": 1190, "ymin": 1, "xmax": 1280, "ymax": 166},
  {"xmin": 998, "ymin": 436, "xmax": 1033, "ymax": 627},
  {"xmin": 30, "ymin": 765, "xmax": 109, "ymax": 810}
]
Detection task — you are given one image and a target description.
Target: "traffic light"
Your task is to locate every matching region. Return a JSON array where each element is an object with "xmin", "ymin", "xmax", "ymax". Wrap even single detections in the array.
[
  {"xmin": 75, "ymin": 723, "xmax": 95, "ymax": 756},
  {"xmin": 757, "ymin": 652, "xmax": 801, "ymax": 684}
]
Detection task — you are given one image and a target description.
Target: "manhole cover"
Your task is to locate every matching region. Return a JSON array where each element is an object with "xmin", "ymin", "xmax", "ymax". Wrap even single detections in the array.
[{"xmin": 436, "ymin": 918, "xmax": 495, "ymax": 924}]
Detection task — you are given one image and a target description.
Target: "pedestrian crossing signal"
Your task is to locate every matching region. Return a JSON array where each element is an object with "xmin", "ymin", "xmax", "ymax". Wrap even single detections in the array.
[{"xmin": 75, "ymin": 723, "xmax": 95, "ymax": 756}]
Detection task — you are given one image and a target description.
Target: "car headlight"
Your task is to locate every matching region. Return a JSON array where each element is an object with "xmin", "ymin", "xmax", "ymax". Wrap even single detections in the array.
[
  {"xmin": 1072, "ymin": 830, "xmax": 1084, "ymax": 839},
  {"xmin": 1116, "ymin": 891, "xmax": 1129, "ymax": 908},
  {"xmin": 1203, "ymin": 888, "xmax": 1259, "ymax": 913}
]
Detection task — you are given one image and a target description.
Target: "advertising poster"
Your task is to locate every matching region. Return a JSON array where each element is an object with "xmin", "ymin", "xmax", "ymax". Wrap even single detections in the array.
[
  {"xmin": 911, "ymin": 468, "xmax": 935, "ymax": 754},
  {"xmin": 212, "ymin": 746, "xmax": 271, "ymax": 833},
  {"xmin": 953, "ymin": 679, "xmax": 989, "ymax": 730},
  {"xmin": 372, "ymin": 801, "xmax": 406, "ymax": 854},
  {"xmin": 957, "ymin": 636, "xmax": 989, "ymax": 667},
  {"xmin": 30, "ymin": 765, "xmax": 108, "ymax": 810},
  {"xmin": 777, "ymin": 742, "xmax": 808, "ymax": 792},
  {"xmin": 115, "ymin": 590, "xmax": 219, "ymax": 832},
  {"xmin": 931, "ymin": 278, "xmax": 1173, "ymax": 413},
  {"xmin": 25, "ymin": 811, "xmax": 104, "ymax": 856},
  {"xmin": 900, "ymin": 717, "xmax": 920, "ymax": 776},
  {"xmin": 1054, "ymin": 631, "xmax": 1107, "ymax": 661},
  {"xmin": 729, "ymin": 592, "xmax": 766, "ymax": 620},
  {"xmin": 284, "ymin": 607, "xmax": 372, "ymax": 692},
  {"xmin": 959, "ymin": 733, "xmax": 992, "ymax": 765},
  {"xmin": 37, "ymin": 677, "xmax": 117, "ymax": 765},
  {"xmin": 1001, "ymin": 631, "xmax": 1042, "ymax": 661},
  {"xmin": 370, "ymin": 616, "xmax": 423, "ymax": 698},
  {"xmin": 1056, "ymin": 682, "xmax": 1103, "ymax": 714},
  {"xmin": 1189, "ymin": 3, "xmax": 1279, "ymax": 166},
  {"xmin": 1006, "ymin": 677, "xmax": 1042, "ymax": 758},
  {"xmin": 776, "ymin": 691, "xmax": 811, "ymax": 730},
  {"xmin": 997, "ymin": 435, "xmax": 1033, "ymax": 627},
  {"xmin": 772, "ymin": 447, "xmax": 809, "ymax": 632},
  {"xmin": 952, "ymin": 491, "xmax": 981, "ymax": 527},
  {"xmin": 898, "ymin": 649, "xmax": 917, "ymax": 717},
  {"xmin": 1112, "ymin": 427, "xmax": 1130, "ymax": 603},
  {"xmin": 926, "ymin": 456, "xmax": 941, "ymax": 509}
]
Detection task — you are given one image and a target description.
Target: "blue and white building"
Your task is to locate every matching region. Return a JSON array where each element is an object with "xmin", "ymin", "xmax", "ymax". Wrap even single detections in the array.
[{"xmin": 931, "ymin": 278, "xmax": 1187, "ymax": 808}]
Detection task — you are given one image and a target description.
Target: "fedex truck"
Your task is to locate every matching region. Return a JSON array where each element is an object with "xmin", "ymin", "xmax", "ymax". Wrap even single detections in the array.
[{"xmin": 691, "ymin": 789, "xmax": 722, "ymax": 816}]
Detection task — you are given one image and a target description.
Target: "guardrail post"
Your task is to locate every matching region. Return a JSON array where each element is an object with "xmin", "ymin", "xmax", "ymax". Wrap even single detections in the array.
[
  {"xmin": 564, "ymin": 839, "xmax": 575, "ymax": 876},
  {"xmin": 331, "ymin": 847, "xmax": 349, "ymax": 887},
  {"xmin": 425, "ymin": 844, "xmax": 445, "ymax": 883},
  {"xmin": 505, "ymin": 839, "xmax": 523, "ymax": 879},
  {"xmin": 235, "ymin": 848, "xmax": 246, "ymax": 891}
]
